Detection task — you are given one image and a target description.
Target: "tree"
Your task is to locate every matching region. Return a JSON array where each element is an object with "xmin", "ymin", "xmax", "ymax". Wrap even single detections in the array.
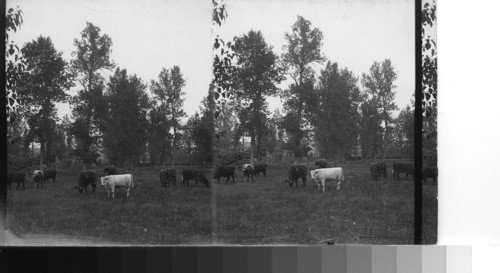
[
  {"xmin": 394, "ymin": 105, "xmax": 415, "ymax": 159},
  {"xmin": 102, "ymin": 68, "xmax": 149, "ymax": 166},
  {"xmin": 21, "ymin": 36, "xmax": 74, "ymax": 168},
  {"xmin": 147, "ymin": 107, "xmax": 170, "ymax": 168},
  {"xmin": 281, "ymin": 16, "xmax": 324, "ymax": 160},
  {"xmin": 233, "ymin": 30, "xmax": 283, "ymax": 163},
  {"xmin": 311, "ymin": 61, "xmax": 361, "ymax": 161},
  {"xmin": 361, "ymin": 59, "xmax": 398, "ymax": 160},
  {"xmin": 150, "ymin": 66, "xmax": 187, "ymax": 166},
  {"xmin": 359, "ymin": 99, "xmax": 384, "ymax": 162},
  {"xmin": 70, "ymin": 22, "xmax": 114, "ymax": 164}
]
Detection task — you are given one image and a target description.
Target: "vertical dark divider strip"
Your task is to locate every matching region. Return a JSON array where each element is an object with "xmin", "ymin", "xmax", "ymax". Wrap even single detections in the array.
[
  {"xmin": 1, "ymin": 1, "xmax": 8, "ymax": 242},
  {"xmin": 414, "ymin": 0, "xmax": 423, "ymax": 245}
]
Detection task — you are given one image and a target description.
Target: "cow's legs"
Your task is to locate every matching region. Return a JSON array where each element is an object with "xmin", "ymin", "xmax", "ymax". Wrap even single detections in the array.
[
  {"xmin": 111, "ymin": 187, "xmax": 115, "ymax": 198},
  {"xmin": 127, "ymin": 187, "xmax": 131, "ymax": 197},
  {"xmin": 336, "ymin": 180, "xmax": 341, "ymax": 191}
]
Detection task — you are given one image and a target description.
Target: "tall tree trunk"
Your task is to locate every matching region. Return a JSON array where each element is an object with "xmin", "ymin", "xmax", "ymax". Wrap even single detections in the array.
[
  {"xmin": 250, "ymin": 132, "xmax": 255, "ymax": 165},
  {"xmin": 39, "ymin": 141, "xmax": 45, "ymax": 170},
  {"xmin": 171, "ymin": 121, "xmax": 176, "ymax": 167}
]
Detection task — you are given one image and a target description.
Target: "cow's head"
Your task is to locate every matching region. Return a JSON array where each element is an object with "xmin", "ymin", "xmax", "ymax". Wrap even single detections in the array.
[
  {"xmin": 284, "ymin": 179, "xmax": 293, "ymax": 188},
  {"xmin": 100, "ymin": 176, "xmax": 109, "ymax": 187},
  {"xmin": 309, "ymin": 170, "xmax": 319, "ymax": 182}
]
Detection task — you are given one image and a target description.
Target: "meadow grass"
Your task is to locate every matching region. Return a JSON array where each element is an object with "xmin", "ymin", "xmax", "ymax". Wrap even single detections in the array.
[{"xmin": 6, "ymin": 161, "xmax": 437, "ymax": 245}]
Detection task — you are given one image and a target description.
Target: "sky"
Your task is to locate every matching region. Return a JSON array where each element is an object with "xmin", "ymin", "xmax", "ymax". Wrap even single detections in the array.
[
  {"xmin": 217, "ymin": 0, "xmax": 415, "ymax": 115},
  {"xmin": 8, "ymin": 0, "xmax": 415, "ymax": 121},
  {"xmin": 8, "ymin": 0, "xmax": 213, "ymax": 119}
]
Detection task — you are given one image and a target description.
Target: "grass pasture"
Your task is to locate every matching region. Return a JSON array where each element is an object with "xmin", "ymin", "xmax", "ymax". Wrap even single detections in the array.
[{"xmin": 6, "ymin": 160, "xmax": 437, "ymax": 245}]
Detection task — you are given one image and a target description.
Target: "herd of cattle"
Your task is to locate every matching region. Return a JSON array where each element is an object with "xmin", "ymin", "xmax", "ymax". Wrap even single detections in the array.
[{"xmin": 6, "ymin": 160, "xmax": 438, "ymax": 197}]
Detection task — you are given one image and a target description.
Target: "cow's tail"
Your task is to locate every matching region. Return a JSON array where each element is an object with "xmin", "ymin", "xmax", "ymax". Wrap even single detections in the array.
[{"xmin": 341, "ymin": 168, "xmax": 345, "ymax": 183}]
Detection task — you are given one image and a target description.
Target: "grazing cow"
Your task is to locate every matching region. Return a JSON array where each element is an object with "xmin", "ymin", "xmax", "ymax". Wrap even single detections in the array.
[
  {"xmin": 423, "ymin": 166, "xmax": 438, "ymax": 185},
  {"xmin": 182, "ymin": 169, "xmax": 210, "ymax": 187},
  {"xmin": 242, "ymin": 164, "xmax": 254, "ymax": 181},
  {"xmin": 76, "ymin": 171, "xmax": 97, "ymax": 194},
  {"xmin": 214, "ymin": 166, "xmax": 236, "ymax": 184},
  {"xmin": 284, "ymin": 165, "xmax": 307, "ymax": 188},
  {"xmin": 159, "ymin": 169, "xmax": 176, "ymax": 187},
  {"xmin": 392, "ymin": 162, "xmax": 414, "ymax": 180},
  {"xmin": 315, "ymin": 159, "xmax": 328, "ymax": 169},
  {"xmin": 100, "ymin": 174, "xmax": 134, "ymax": 198},
  {"xmin": 310, "ymin": 167, "xmax": 344, "ymax": 192},
  {"xmin": 253, "ymin": 163, "xmax": 268, "ymax": 176},
  {"xmin": 103, "ymin": 166, "xmax": 117, "ymax": 175},
  {"xmin": 43, "ymin": 169, "xmax": 57, "ymax": 183},
  {"xmin": 8, "ymin": 172, "xmax": 26, "ymax": 190},
  {"xmin": 370, "ymin": 162, "xmax": 387, "ymax": 180},
  {"xmin": 32, "ymin": 170, "xmax": 45, "ymax": 187}
]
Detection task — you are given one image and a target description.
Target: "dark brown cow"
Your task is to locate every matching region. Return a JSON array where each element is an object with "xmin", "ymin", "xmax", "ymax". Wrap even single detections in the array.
[
  {"xmin": 160, "ymin": 169, "xmax": 176, "ymax": 187},
  {"xmin": 76, "ymin": 171, "xmax": 97, "ymax": 194},
  {"xmin": 214, "ymin": 166, "xmax": 236, "ymax": 183},
  {"xmin": 315, "ymin": 159, "xmax": 328, "ymax": 169},
  {"xmin": 284, "ymin": 165, "xmax": 307, "ymax": 188},
  {"xmin": 182, "ymin": 169, "xmax": 210, "ymax": 187},
  {"xmin": 370, "ymin": 162, "xmax": 387, "ymax": 180},
  {"xmin": 253, "ymin": 163, "xmax": 268, "ymax": 176},
  {"xmin": 423, "ymin": 166, "xmax": 438, "ymax": 185},
  {"xmin": 43, "ymin": 169, "xmax": 57, "ymax": 183},
  {"xmin": 8, "ymin": 172, "xmax": 26, "ymax": 190},
  {"xmin": 392, "ymin": 162, "xmax": 414, "ymax": 180}
]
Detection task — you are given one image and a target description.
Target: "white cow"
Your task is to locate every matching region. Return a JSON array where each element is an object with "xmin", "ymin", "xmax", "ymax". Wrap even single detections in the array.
[
  {"xmin": 310, "ymin": 167, "xmax": 344, "ymax": 192},
  {"xmin": 100, "ymin": 174, "xmax": 134, "ymax": 198}
]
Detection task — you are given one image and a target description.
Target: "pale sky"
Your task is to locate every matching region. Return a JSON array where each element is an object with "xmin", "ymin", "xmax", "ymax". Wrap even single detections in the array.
[
  {"xmin": 217, "ymin": 0, "xmax": 415, "ymax": 115},
  {"xmin": 8, "ymin": 0, "xmax": 415, "ymax": 121},
  {"xmin": 7, "ymin": 0, "xmax": 213, "ymax": 120}
]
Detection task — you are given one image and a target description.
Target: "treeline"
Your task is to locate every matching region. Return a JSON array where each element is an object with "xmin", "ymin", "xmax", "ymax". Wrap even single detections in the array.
[
  {"xmin": 7, "ymin": 22, "xmax": 214, "ymax": 170},
  {"xmin": 213, "ymin": 16, "xmax": 426, "ymax": 165}
]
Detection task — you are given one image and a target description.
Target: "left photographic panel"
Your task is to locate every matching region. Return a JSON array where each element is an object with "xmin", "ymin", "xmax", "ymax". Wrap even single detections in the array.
[{"xmin": 4, "ymin": 0, "xmax": 215, "ymax": 245}]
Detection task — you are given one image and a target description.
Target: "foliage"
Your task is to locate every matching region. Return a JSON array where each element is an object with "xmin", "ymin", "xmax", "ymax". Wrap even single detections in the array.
[
  {"xmin": 102, "ymin": 68, "xmax": 149, "ymax": 166},
  {"xmin": 361, "ymin": 59, "xmax": 398, "ymax": 159},
  {"xmin": 393, "ymin": 105, "xmax": 415, "ymax": 159},
  {"xmin": 147, "ymin": 107, "xmax": 171, "ymax": 167},
  {"xmin": 359, "ymin": 98, "xmax": 384, "ymax": 161},
  {"xmin": 21, "ymin": 36, "xmax": 74, "ymax": 167},
  {"xmin": 310, "ymin": 61, "xmax": 361, "ymax": 160},
  {"xmin": 70, "ymin": 22, "xmax": 114, "ymax": 164},
  {"xmin": 422, "ymin": 0, "xmax": 437, "ymax": 120},
  {"xmin": 5, "ymin": 6, "xmax": 28, "ymax": 123},
  {"xmin": 150, "ymin": 66, "xmax": 187, "ymax": 166}
]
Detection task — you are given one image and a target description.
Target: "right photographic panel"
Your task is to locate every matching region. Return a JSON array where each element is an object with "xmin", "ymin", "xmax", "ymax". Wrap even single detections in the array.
[{"xmin": 211, "ymin": 0, "xmax": 437, "ymax": 245}]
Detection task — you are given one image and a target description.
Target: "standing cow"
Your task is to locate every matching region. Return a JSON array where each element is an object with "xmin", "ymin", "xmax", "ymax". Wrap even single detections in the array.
[
  {"xmin": 214, "ymin": 166, "xmax": 236, "ymax": 184},
  {"xmin": 284, "ymin": 165, "xmax": 307, "ymax": 188},
  {"xmin": 182, "ymin": 169, "xmax": 210, "ymax": 187},
  {"xmin": 315, "ymin": 159, "xmax": 328, "ymax": 169},
  {"xmin": 8, "ymin": 172, "xmax": 26, "ymax": 190},
  {"xmin": 76, "ymin": 171, "xmax": 97, "ymax": 194},
  {"xmin": 32, "ymin": 170, "xmax": 45, "ymax": 188},
  {"xmin": 253, "ymin": 163, "xmax": 268, "ymax": 176},
  {"xmin": 103, "ymin": 166, "xmax": 117, "ymax": 175},
  {"xmin": 43, "ymin": 169, "xmax": 57, "ymax": 183},
  {"xmin": 159, "ymin": 169, "xmax": 176, "ymax": 187},
  {"xmin": 310, "ymin": 167, "xmax": 344, "ymax": 192},
  {"xmin": 100, "ymin": 174, "xmax": 134, "ymax": 198},
  {"xmin": 423, "ymin": 166, "xmax": 438, "ymax": 185},
  {"xmin": 392, "ymin": 162, "xmax": 414, "ymax": 180},
  {"xmin": 242, "ymin": 164, "xmax": 254, "ymax": 181},
  {"xmin": 370, "ymin": 162, "xmax": 387, "ymax": 180}
]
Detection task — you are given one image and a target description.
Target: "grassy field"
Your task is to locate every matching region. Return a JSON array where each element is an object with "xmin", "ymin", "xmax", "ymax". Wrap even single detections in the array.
[{"xmin": 6, "ymin": 160, "xmax": 437, "ymax": 245}]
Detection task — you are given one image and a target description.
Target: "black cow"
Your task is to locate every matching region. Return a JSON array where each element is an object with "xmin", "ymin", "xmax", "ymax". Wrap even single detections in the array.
[
  {"xmin": 76, "ymin": 171, "xmax": 97, "ymax": 194},
  {"xmin": 315, "ymin": 159, "xmax": 328, "ymax": 169},
  {"xmin": 393, "ymin": 162, "xmax": 414, "ymax": 180},
  {"xmin": 253, "ymin": 163, "xmax": 268, "ymax": 176},
  {"xmin": 242, "ymin": 164, "xmax": 254, "ymax": 181},
  {"xmin": 182, "ymin": 169, "xmax": 210, "ymax": 187},
  {"xmin": 214, "ymin": 166, "xmax": 236, "ymax": 184},
  {"xmin": 370, "ymin": 162, "xmax": 387, "ymax": 180},
  {"xmin": 160, "ymin": 169, "xmax": 176, "ymax": 187},
  {"xmin": 43, "ymin": 169, "xmax": 57, "ymax": 183},
  {"xmin": 104, "ymin": 166, "xmax": 117, "ymax": 175},
  {"xmin": 33, "ymin": 170, "xmax": 45, "ymax": 187},
  {"xmin": 284, "ymin": 165, "xmax": 307, "ymax": 188},
  {"xmin": 423, "ymin": 166, "xmax": 438, "ymax": 185},
  {"xmin": 8, "ymin": 172, "xmax": 26, "ymax": 190}
]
